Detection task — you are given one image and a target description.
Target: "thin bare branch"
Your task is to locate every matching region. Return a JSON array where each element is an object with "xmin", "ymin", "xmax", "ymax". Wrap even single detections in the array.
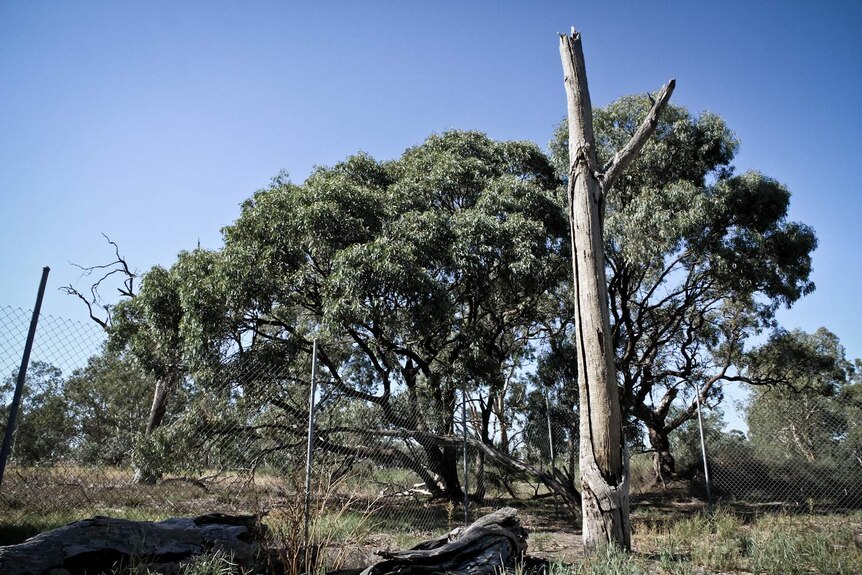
[
  {"xmin": 62, "ymin": 234, "xmax": 138, "ymax": 330},
  {"xmin": 58, "ymin": 285, "xmax": 110, "ymax": 330}
]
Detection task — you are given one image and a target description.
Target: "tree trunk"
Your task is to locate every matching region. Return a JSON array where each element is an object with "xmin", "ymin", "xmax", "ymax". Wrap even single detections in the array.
[
  {"xmin": 558, "ymin": 28, "xmax": 674, "ymax": 551},
  {"xmin": 647, "ymin": 424, "xmax": 676, "ymax": 483},
  {"xmin": 427, "ymin": 444, "xmax": 464, "ymax": 501},
  {"xmin": 641, "ymin": 388, "xmax": 679, "ymax": 484},
  {"xmin": 473, "ymin": 450, "xmax": 487, "ymax": 503},
  {"xmin": 133, "ymin": 373, "xmax": 176, "ymax": 484}
]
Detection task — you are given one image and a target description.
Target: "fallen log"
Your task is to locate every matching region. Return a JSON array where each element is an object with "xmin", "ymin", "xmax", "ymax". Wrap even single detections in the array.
[
  {"xmin": 359, "ymin": 507, "xmax": 542, "ymax": 575},
  {"xmin": 0, "ymin": 508, "xmax": 546, "ymax": 575},
  {"xmin": 0, "ymin": 513, "xmax": 264, "ymax": 575}
]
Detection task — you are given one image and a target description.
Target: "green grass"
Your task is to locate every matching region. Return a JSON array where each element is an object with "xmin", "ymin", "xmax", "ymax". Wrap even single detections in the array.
[
  {"xmin": 549, "ymin": 545, "xmax": 647, "ymax": 575},
  {"xmin": 632, "ymin": 507, "xmax": 862, "ymax": 574},
  {"xmin": 747, "ymin": 513, "xmax": 862, "ymax": 575},
  {"xmin": 546, "ymin": 509, "xmax": 862, "ymax": 575},
  {"xmin": 177, "ymin": 550, "xmax": 253, "ymax": 575},
  {"xmin": 100, "ymin": 549, "xmax": 253, "ymax": 575}
]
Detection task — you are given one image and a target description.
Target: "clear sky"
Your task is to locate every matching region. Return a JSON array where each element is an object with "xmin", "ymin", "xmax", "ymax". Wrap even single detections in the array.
[{"xmin": 2, "ymin": 1, "xmax": 861, "ymax": 368}]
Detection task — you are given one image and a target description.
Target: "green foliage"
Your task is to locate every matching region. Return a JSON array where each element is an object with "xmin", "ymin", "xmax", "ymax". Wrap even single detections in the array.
[
  {"xmin": 746, "ymin": 327, "xmax": 855, "ymax": 393},
  {"xmin": 1, "ymin": 361, "xmax": 73, "ymax": 464},
  {"xmin": 109, "ymin": 247, "xmax": 231, "ymax": 377},
  {"xmin": 71, "ymin": 101, "xmax": 821, "ymax": 499},
  {"xmin": 526, "ymin": 336, "xmax": 579, "ymax": 453},
  {"xmin": 741, "ymin": 328, "xmax": 862, "ymax": 496},
  {"xmin": 81, "ymin": 130, "xmax": 569, "ymax": 498},
  {"xmin": 63, "ymin": 349, "xmax": 153, "ymax": 465},
  {"xmin": 551, "ymin": 95, "xmax": 818, "ymax": 469},
  {"xmin": 746, "ymin": 329, "xmax": 860, "ymax": 459},
  {"xmin": 212, "ymin": 131, "xmax": 566, "ymax": 494}
]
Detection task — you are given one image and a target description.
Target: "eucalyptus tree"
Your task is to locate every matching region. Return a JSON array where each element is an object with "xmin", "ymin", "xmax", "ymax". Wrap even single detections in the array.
[
  {"xmin": 63, "ymin": 348, "xmax": 155, "ymax": 466},
  {"xmin": 97, "ymin": 247, "xmax": 222, "ymax": 481},
  {"xmin": 0, "ymin": 362, "xmax": 72, "ymax": 464},
  {"xmin": 551, "ymin": 93, "xmax": 817, "ymax": 485},
  {"xmin": 184, "ymin": 131, "xmax": 574, "ymax": 502},
  {"xmin": 62, "ymin": 237, "xmax": 198, "ymax": 482},
  {"xmin": 745, "ymin": 328, "xmax": 861, "ymax": 466}
]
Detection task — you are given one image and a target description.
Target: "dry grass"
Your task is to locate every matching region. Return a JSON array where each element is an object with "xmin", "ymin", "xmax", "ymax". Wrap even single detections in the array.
[
  {"xmin": 630, "ymin": 505, "xmax": 862, "ymax": 574},
  {"xmin": 3, "ymin": 463, "xmax": 862, "ymax": 575}
]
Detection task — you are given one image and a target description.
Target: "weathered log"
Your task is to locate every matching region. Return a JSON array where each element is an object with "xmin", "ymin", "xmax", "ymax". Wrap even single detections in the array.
[
  {"xmin": 0, "ymin": 508, "xmax": 545, "ymax": 575},
  {"xmin": 359, "ymin": 507, "xmax": 539, "ymax": 575},
  {"xmin": 0, "ymin": 513, "xmax": 263, "ymax": 575}
]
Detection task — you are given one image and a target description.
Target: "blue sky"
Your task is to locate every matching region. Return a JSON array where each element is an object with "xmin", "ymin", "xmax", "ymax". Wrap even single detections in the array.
[{"xmin": 2, "ymin": 1, "xmax": 861, "ymax": 371}]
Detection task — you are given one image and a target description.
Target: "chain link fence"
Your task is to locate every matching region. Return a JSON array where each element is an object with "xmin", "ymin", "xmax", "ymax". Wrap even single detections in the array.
[{"xmin": 2, "ymin": 304, "xmax": 861, "ymax": 553}]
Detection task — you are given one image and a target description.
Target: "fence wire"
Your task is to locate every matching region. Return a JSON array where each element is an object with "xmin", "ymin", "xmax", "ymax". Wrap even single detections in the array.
[{"xmin": 2, "ymin": 305, "xmax": 861, "ymax": 554}]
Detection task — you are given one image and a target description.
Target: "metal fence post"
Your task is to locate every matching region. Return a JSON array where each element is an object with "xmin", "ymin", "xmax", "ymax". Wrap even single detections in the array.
[
  {"xmin": 695, "ymin": 388, "xmax": 713, "ymax": 509},
  {"xmin": 0, "ymin": 266, "xmax": 50, "ymax": 489},
  {"xmin": 303, "ymin": 338, "xmax": 319, "ymax": 544},
  {"xmin": 545, "ymin": 392, "xmax": 555, "ymax": 466},
  {"xmin": 462, "ymin": 381, "xmax": 469, "ymax": 524},
  {"xmin": 545, "ymin": 391, "xmax": 559, "ymax": 515}
]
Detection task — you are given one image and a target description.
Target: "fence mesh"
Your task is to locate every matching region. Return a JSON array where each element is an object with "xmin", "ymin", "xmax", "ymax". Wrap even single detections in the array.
[{"xmin": 2, "ymin": 304, "xmax": 861, "ymax": 557}]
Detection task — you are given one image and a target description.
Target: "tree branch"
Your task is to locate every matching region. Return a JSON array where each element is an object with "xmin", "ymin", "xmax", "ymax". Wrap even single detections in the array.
[
  {"xmin": 61, "ymin": 234, "xmax": 137, "ymax": 330},
  {"xmin": 603, "ymin": 79, "xmax": 676, "ymax": 193}
]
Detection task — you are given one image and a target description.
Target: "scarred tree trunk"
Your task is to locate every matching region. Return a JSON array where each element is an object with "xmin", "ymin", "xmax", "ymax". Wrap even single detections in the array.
[{"xmin": 559, "ymin": 28, "xmax": 674, "ymax": 551}]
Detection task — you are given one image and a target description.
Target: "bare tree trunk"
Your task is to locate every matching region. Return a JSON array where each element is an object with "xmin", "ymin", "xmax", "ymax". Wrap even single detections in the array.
[
  {"xmin": 558, "ymin": 28, "xmax": 674, "ymax": 551},
  {"xmin": 144, "ymin": 378, "xmax": 171, "ymax": 436}
]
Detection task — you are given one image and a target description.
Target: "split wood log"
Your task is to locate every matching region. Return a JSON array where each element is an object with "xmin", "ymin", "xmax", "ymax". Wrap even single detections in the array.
[
  {"xmin": 0, "ymin": 513, "xmax": 264, "ymax": 575},
  {"xmin": 359, "ymin": 507, "xmax": 539, "ymax": 575}
]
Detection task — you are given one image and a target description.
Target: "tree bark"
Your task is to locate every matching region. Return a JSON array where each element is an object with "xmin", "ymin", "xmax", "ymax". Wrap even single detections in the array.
[
  {"xmin": 133, "ymin": 373, "xmax": 178, "ymax": 484},
  {"xmin": 360, "ymin": 507, "xmax": 530, "ymax": 575},
  {"xmin": 558, "ymin": 28, "xmax": 674, "ymax": 551},
  {"xmin": 647, "ymin": 424, "xmax": 676, "ymax": 483},
  {"xmin": 640, "ymin": 388, "xmax": 679, "ymax": 483},
  {"xmin": 0, "ymin": 514, "xmax": 263, "ymax": 575},
  {"xmin": 426, "ymin": 444, "xmax": 464, "ymax": 501}
]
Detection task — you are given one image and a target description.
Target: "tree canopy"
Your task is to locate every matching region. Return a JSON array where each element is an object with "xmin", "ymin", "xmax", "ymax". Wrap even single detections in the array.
[
  {"xmin": 66, "ymin": 100, "xmax": 822, "ymax": 505},
  {"xmin": 746, "ymin": 328, "xmax": 862, "ymax": 466},
  {"xmin": 106, "ymin": 131, "xmax": 571, "ymax": 501}
]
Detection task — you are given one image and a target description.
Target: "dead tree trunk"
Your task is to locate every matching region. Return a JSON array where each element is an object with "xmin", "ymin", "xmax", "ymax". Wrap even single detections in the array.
[
  {"xmin": 558, "ymin": 28, "xmax": 674, "ymax": 551},
  {"xmin": 0, "ymin": 514, "xmax": 263, "ymax": 575}
]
